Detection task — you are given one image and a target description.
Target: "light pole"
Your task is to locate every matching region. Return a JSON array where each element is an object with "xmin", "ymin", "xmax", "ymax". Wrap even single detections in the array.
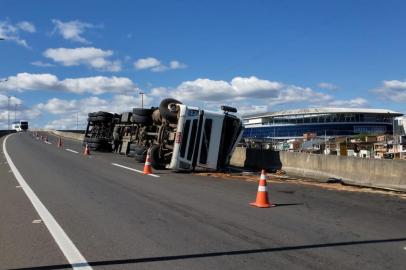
[
  {"xmin": 76, "ymin": 111, "xmax": 79, "ymax": 130},
  {"xmin": 139, "ymin": 92, "xmax": 145, "ymax": 109},
  {"xmin": 14, "ymin": 103, "xmax": 18, "ymax": 122},
  {"xmin": 7, "ymin": 96, "xmax": 10, "ymax": 132}
]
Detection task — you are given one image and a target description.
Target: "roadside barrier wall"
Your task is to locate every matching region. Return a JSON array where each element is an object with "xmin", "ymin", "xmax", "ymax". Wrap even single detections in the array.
[
  {"xmin": 0, "ymin": 130, "xmax": 15, "ymax": 138},
  {"xmin": 50, "ymin": 130, "xmax": 84, "ymax": 142},
  {"xmin": 230, "ymin": 147, "xmax": 406, "ymax": 191}
]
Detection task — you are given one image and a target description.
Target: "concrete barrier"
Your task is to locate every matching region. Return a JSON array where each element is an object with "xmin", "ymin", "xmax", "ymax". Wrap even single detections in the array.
[
  {"xmin": 230, "ymin": 147, "xmax": 406, "ymax": 192},
  {"xmin": 0, "ymin": 130, "xmax": 16, "ymax": 138},
  {"xmin": 50, "ymin": 130, "xmax": 85, "ymax": 142}
]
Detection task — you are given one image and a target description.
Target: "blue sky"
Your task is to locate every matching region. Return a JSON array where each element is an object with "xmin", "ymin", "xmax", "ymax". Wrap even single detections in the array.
[{"xmin": 0, "ymin": 0, "xmax": 405, "ymax": 129}]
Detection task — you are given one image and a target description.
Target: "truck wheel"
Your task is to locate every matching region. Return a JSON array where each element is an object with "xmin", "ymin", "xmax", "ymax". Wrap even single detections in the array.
[
  {"xmin": 131, "ymin": 114, "xmax": 152, "ymax": 124},
  {"xmin": 150, "ymin": 145, "xmax": 166, "ymax": 170},
  {"xmin": 132, "ymin": 108, "xmax": 155, "ymax": 116},
  {"xmin": 159, "ymin": 98, "xmax": 182, "ymax": 124}
]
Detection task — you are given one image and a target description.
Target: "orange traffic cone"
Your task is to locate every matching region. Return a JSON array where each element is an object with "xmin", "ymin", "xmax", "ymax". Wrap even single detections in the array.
[
  {"xmin": 83, "ymin": 144, "xmax": 90, "ymax": 155},
  {"xmin": 57, "ymin": 137, "xmax": 62, "ymax": 148},
  {"xmin": 250, "ymin": 170, "xmax": 275, "ymax": 208},
  {"xmin": 143, "ymin": 148, "xmax": 153, "ymax": 174}
]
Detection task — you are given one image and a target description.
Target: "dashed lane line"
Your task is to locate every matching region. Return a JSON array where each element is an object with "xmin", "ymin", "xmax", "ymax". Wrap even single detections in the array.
[
  {"xmin": 3, "ymin": 134, "xmax": 93, "ymax": 270},
  {"xmin": 111, "ymin": 162, "xmax": 160, "ymax": 178},
  {"xmin": 65, "ymin": 149, "xmax": 79, "ymax": 154}
]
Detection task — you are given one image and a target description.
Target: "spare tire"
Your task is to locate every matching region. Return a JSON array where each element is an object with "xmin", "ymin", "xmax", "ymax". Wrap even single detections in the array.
[
  {"xmin": 132, "ymin": 108, "xmax": 155, "ymax": 116},
  {"xmin": 159, "ymin": 98, "xmax": 182, "ymax": 124},
  {"xmin": 150, "ymin": 145, "xmax": 166, "ymax": 170}
]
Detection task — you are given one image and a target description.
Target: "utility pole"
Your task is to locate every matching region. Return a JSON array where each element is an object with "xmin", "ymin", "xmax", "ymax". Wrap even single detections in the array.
[
  {"xmin": 7, "ymin": 96, "xmax": 10, "ymax": 132},
  {"xmin": 140, "ymin": 92, "xmax": 145, "ymax": 109},
  {"xmin": 14, "ymin": 103, "xmax": 18, "ymax": 122}
]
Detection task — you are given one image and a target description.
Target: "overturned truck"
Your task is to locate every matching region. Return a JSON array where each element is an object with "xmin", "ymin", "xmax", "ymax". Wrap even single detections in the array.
[{"xmin": 84, "ymin": 98, "xmax": 244, "ymax": 171}]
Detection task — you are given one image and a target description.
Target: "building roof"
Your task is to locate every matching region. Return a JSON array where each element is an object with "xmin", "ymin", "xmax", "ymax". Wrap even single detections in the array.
[{"xmin": 243, "ymin": 108, "xmax": 404, "ymax": 119}]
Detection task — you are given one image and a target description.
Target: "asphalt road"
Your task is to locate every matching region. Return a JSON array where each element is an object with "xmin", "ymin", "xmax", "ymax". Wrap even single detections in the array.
[{"xmin": 1, "ymin": 132, "xmax": 405, "ymax": 270}]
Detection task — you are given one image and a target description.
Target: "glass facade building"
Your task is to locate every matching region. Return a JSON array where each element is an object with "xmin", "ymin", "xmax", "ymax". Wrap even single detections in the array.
[{"xmin": 243, "ymin": 108, "xmax": 403, "ymax": 139}]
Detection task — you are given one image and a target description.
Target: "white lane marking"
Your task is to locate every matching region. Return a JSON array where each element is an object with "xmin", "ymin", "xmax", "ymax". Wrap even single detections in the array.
[
  {"xmin": 66, "ymin": 149, "xmax": 79, "ymax": 154},
  {"xmin": 44, "ymin": 141, "xmax": 52, "ymax": 145},
  {"xmin": 32, "ymin": 219, "xmax": 42, "ymax": 224},
  {"xmin": 111, "ymin": 163, "xmax": 160, "ymax": 178},
  {"xmin": 3, "ymin": 135, "xmax": 93, "ymax": 270}
]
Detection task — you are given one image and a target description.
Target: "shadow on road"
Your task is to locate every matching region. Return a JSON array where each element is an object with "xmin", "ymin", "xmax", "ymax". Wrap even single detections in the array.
[
  {"xmin": 274, "ymin": 203, "xmax": 304, "ymax": 207},
  {"xmin": 8, "ymin": 237, "xmax": 406, "ymax": 270}
]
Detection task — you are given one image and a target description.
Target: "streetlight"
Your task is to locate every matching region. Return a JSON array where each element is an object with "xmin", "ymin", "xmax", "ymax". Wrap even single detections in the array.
[
  {"xmin": 14, "ymin": 103, "xmax": 19, "ymax": 122},
  {"xmin": 0, "ymin": 79, "xmax": 10, "ymax": 132},
  {"xmin": 139, "ymin": 92, "xmax": 145, "ymax": 109}
]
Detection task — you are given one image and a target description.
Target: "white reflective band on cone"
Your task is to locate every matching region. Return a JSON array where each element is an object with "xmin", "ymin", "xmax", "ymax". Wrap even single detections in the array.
[
  {"xmin": 145, "ymin": 162, "xmax": 151, "ymax": 166},
  {"xmin": 260, "ymin": 175, "xmax": 266, "ymax": 180},
  {"xmin": 258, "ymin": 186, "xmax": 267, "ymax": 192}
]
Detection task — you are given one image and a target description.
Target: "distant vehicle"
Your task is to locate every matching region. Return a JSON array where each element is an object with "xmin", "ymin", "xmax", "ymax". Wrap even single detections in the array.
[
  {"xmin": 83, "ymin": 98, "xmax": 244, "ymax": 171},
  {"xmin": 11, "ymin": 120, "xmax": 29, "ymax": 132}
]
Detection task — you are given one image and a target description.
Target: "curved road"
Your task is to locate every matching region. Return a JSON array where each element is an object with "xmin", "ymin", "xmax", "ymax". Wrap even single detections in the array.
[{"xmin": 1, "ymin": 132, "xmax": 405, "ymax": 270}]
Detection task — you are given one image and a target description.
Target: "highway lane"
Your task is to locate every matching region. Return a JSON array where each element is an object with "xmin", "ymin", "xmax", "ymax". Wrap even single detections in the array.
[{"xmin": 1, "ymin": 131, "xmax": 406, "ymax": 270}]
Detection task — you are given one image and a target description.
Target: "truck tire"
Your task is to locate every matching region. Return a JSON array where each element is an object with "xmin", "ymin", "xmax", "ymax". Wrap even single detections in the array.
[
  {"xmin": 159, "ymin": 98, "xmax": 182, "ymax": 124},
  {"xmin": 131, "ymin": 114, "xmax": 152, "ymax": 124},
  {"xmin": 87, "ymin": 116, "xmax": 97, "ymax": 122},
  {"xmin": 150, "ymin": 145, "xmax": 166, "ymax": 170},
  {"xmin": 96, "ymin": 111, "xmax": 113, "ymax": 118},
  {"xmin": 96, "ymin": 116, "xmax": 112, "ymax": 122},
  {"xmin": 132, "ymin": 108, "xmax": 154, "ymax": 116},
  {"xmin": 90, "ymin": 137, "xmax": 105, "ymax": 143}
]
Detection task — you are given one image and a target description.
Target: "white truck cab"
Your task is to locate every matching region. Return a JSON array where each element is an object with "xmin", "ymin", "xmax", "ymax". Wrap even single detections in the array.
[{"xmin": 169, "ymin": 104, "xmax": 244, "ymax": 171}]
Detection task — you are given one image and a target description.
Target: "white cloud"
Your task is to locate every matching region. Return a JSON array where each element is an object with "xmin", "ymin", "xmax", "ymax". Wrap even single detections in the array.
[
  {"xmin": 43, "ymin": 47, "xmax": 122, "ymax": 72},
  {"xmin": 31, "ymin": 61, "xmax": 55, "ymax": 67},
  {"xmin": 134, "ymin": 57, "xmax": 186, "ymax": 72},
  {"xmin": 327, "ymin": 98, "xmax": 368, "ymax": 107},
  {"xmin": 0, "ymin": 73, "xmax": 137, "ymax": 95},
  {"xmin": 134, "ymin": 57, "xmax": 161, "ymax": 70},
  {"xmin": 0, "ymin": 94, "xmax": 22, "ymax": 109},
  {"xmin": 169, "ymin": 60, "xmax": 187, "ymax": 70},
  {"xmin": 17, "ymin": 21, "xmax": 36, "ymax": 33},
  {"xmin": 40, "ymin": 94, "xmax": 153, "ymax": 129},
  {"xmin": 52, "ymin": 19, "xmax": 95, "ymax": 44},
  {"xmin": 150, "ymin": 76, "xmax": 330, "ymax": 106},
  {"xmin": 373, "ymin": 80, "xmax": 406, "ymax": 102},
  {"xmin": 0, "ymin": 20, "xmax": 36, "ymax": 47},
  {"xmin": 318, "ymin": 82, "xmax": 338, "ymax": 90}
]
